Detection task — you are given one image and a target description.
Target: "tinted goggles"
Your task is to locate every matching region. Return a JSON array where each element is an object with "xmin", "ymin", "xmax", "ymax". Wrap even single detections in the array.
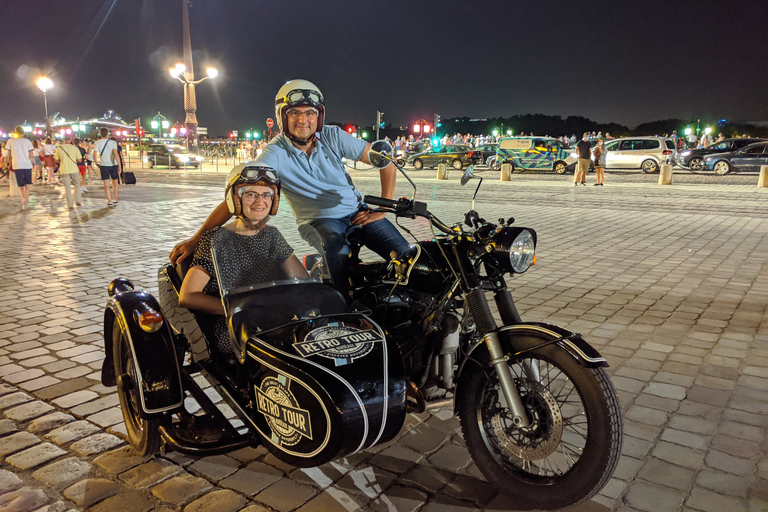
[
  {"xmin": 240, "ymin": 166, "xmax": 278, "ymax": 184},
  {"xmin": 276, "ymin": 89, "xmax": 323, "ymax": 107}
]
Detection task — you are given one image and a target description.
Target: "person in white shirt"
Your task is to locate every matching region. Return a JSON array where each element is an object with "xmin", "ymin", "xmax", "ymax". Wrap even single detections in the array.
[
  {"xmin": 54, "ymin": 136, "xmax": 84, "ymax": 210},
  {"xmin": 92, "ymin": 127, "xmax": 122, "ymax": 207},
  {"xmin": 3, "ymin": 126, "xmax": 35, "ymax": 210}
]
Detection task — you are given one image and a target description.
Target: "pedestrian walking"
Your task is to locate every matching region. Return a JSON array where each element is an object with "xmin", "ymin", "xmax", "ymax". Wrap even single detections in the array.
[
  {"xmin": 593, "ymin": 138, "xmax": 606, "ymax": 186},
  {"xmin": 54, "ymin": 136, "xmax": 84, "ymax": 210},
  {"xmin": 41, "ymin": 138, "xmax": 57, "ymax": 184},
  {"xmin": 574, "ymin": 133, "xmax": 590, "ymax": 186},
  {"xmin": 93, "ymin": 128, "xmax": 121, "ymax": 207},
  {"xmin": 3, "ymin": 126, "xmax": 34, "ymax": 209},
  {"xmin": 75, "ymin": 138, "xmax": 88, "ymax": 192},
  {"xmin": 32, "ymin": 140, "xmax": 42, "ymax": 183}
]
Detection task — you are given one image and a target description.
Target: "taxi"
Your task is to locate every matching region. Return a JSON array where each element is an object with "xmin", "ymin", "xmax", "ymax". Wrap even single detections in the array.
[{"xmin": 495, "ymin": 136, "xmax": 577, "ymax": 174}]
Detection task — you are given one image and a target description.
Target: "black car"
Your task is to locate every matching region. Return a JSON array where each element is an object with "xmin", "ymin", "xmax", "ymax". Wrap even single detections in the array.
[
  {"xmin": 145, "ymin": 144, "xmax": 204, "ymax": 169},
  {"xmin": 407, "ymin": 144, "xmax": 481, "ymax": 170},
  {"xmin": 703, "ymin": 142, "xmax": 768, "ymax": 175},
  {"xmin": 468, "ymin": 143, "xmax": 498, "ymax": 167},
  {"xmin": 676, "ymin": 138, "xmax": 766, "ymax": 171}
]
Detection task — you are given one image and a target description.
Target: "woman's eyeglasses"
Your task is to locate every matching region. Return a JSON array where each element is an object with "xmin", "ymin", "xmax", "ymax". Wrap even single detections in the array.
[{"xmin": 242, "ymin": 191, "xmax": 273, "ymax": 202}]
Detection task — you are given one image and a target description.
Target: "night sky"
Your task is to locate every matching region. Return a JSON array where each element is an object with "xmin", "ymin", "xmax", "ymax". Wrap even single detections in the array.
[{"xmin": 2, "ymin": 0, "xmax": 767, "ymax": 137}]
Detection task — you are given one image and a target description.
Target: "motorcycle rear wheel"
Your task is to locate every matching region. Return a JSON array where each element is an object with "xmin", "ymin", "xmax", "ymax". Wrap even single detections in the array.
[
  {"xmin": 113, "ymin": 322, "xmax": 162, "ymax": 456},
  {"xmin": 458, "ymin": 346, "xmax": 622, "ymax": 509}
]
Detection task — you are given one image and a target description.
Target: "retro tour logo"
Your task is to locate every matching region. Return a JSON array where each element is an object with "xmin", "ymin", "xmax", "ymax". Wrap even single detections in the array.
[
  {"xmin": 254, "ymin": 375, "xmax": 312, "ymax": 447},
  {"xmin": 294, "ymin": 325, "xmax": 383, "ymax": 365}
]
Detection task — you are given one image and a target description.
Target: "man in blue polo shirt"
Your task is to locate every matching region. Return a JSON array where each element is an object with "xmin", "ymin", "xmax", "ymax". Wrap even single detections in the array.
[{"xmin": 170, "ymin": 79, "xmax": 409, "ymax": 295}]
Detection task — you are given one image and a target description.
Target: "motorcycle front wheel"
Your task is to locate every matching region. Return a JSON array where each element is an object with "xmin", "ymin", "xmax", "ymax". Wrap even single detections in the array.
[
  {"xmin": 458, "ymin": 345, "xmax": 622, "ymax": 509},
  {"xmin": 113, "ymin": 322, "xmax": 162, "ymax": 456}
]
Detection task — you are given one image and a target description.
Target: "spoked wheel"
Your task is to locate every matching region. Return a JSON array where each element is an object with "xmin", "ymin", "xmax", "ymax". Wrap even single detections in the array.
[
  {"xmin": 452, "ymin": 159, "xmax": 464, "ymax": 170},
  {"xmin": 688, "ymin": 157, "xmax": 704, "ymax": 171},
  {"xmin": 113, "ymin": 322, "xmax": 162, "ymax": 455},
  {"xmin": 553, "ymin": 161, "xmax": 568, "ymax": 174},
  {"xmin": 458, "ymin": 346, "xmax": 622, "ymax": 509},
  {"xmin": 413, "ymin": 159, "xmax": 424, "ymax": 170},
  {"xmin": 713, "ymin": 160, "xmax": 731, "ymax": 175},
  {"xmin": 641, "ymin": 159, "xmax": 659, "ymax": 173}
]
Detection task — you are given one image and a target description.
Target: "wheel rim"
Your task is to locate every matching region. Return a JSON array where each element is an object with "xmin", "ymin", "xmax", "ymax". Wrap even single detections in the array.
[
  {"xmin": 117, "ymin": 334, "xmax": 148, "ymax": 438},
  {"xmin": 476, "ymin": 358, "xmax": 588, "ymax": 478},
  {"xmin": 414, "ymin": 160, "xmax": 423, "ymax": 170},
  {"xmin": 642, "ymin": 160, "xmax": 657, "ymax": 173},
  {"xmin": 453, "ymin": 160, "xmax": 463, "ymax": 170},
  {"xmin": 714, "ymin": 161, "xmax": 729, "ymax": 175},
  {"xmin": 689, "ymin": 158, "xmax": 703, "ymax": 171},
  {"xmin": 554, "ymin": 163, "xmax": 566, "ymax": 174}
]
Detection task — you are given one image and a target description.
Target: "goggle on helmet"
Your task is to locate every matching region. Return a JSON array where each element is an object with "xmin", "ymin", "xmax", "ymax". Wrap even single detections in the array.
[
  {"xmin": 225, "ymin": 164, "xmax": 281, "ymax": 217},
  {"xmin": 274, "ymin": 79, "xmax": 325, "ymax": 137}
]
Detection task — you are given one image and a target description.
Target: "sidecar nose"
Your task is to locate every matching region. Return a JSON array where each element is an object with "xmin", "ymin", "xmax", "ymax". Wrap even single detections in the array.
[{"xmin": 108, "ymin": 277, "xmax": 134, "ymax": 297}]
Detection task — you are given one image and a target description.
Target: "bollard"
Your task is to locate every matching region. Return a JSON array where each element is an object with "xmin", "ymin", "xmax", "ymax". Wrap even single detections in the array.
[
  {"xmin": 436, "ymin": 163, "xmax": 448, "ymax": 180},
  {"xmin": 9, "ymin": 170, "xmax": 19, "ymax": 197},
  {"xmin": 500, "ymin": 163, "xmax": 512, "ymax": 181},
  {"xmin": 658, "ymin": 163, "xmax": 673, "ymax": 185},
  {"xmin": 759, "ymin": 165, "xmax": 768, "ymax": 188}
]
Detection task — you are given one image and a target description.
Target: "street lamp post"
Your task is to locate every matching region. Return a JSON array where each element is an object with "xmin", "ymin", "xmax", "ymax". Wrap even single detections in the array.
[
  {"xmin": 170, "ymin": 0, "xmax": 218, "ymax": 149},
  {"xmin": 37, "ymin": 77, "xmax": 53, "ymax": 137}
]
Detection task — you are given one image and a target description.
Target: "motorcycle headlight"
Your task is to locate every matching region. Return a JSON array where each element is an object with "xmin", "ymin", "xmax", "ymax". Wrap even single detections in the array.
[
  {"xmin": 508, "ymin": 230, "xmax": 536, "ymax": 273},
  {"xmin": 483, "ymin": 227, "xmax": 537, "ymax": 274}
]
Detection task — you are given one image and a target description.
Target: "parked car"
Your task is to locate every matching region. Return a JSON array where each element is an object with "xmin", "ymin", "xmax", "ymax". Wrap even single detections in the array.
[
  {"xmin": 496, "ymin": 137, "xmax": 576, "ymax": 174},
  {"xmin": 676, "ymin": 138, "xmax": 766, "ymax": 171},
  {"xmin": 468, "ymin": 143, "xmax": 498, "ymax": 167},
  {"xmin": 601, "ymin": 137, "xmax": 676, "ymax": 173},
  {"xmin": 703, "ymin": 142, "xmax": 768, "ymax": 175},
  {"xmin": 407, "ymin": 144, "xmax": 481, "ymax": 170},
  {"xmin": 145, "ymin": 144, "xmax": 204, "ymax": 169}
]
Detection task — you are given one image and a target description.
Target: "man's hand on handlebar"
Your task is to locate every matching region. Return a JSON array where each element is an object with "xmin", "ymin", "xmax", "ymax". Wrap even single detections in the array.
[
  {"xmin": 353, "ymin": 210, "xmax": 387, "ymax": 226},
  {"xmin": 169, "ymin": 238, "xmax": 199, "ymax": 266}
]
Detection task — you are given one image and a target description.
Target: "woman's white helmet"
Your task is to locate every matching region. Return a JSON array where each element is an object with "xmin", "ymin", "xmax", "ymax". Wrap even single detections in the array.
[{"xmin": 274, "ymin": 79, "xmax": 324, "ymax": 142}]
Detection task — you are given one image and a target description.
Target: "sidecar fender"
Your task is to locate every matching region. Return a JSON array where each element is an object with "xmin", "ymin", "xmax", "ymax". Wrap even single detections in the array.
[
  {"xmin": 454, "ymin": 322, "xmax": 607, "ymax": 414},
  {"xmin": 104, "ymin": 289, "xmax": 184, "ymax": 417}
]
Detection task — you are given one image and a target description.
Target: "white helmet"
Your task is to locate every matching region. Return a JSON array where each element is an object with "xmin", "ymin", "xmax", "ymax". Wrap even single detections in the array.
[
  {"xmin": 274, "ymin": 79, "xmax": 324, "ymax": 144},
  {"xmin": 225, "ymin": 164, "xmax": 281, "ymax": 217}
]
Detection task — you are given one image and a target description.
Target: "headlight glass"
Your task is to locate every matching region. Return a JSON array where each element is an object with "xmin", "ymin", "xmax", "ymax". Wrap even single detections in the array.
[
  {"xmin": 681, "ymin": 151, "xmax": 691, "ymax": 156},
  {"xmin": 177, "ymin": 155, "xmax": 190, "ymax": 162},
  {"xmin": 194, "ymin": 156, "xmax": 204, "ymax": 161},
  {"xmin": 509, "ymin": 230, "xmax": 535, "ymax": 273}
]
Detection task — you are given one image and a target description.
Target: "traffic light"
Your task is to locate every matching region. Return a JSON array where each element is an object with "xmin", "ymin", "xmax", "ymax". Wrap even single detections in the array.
[
  {"xmin": 347, "ymin": 125, "xmax": 354, "ymax": 134},
  {"xmin": 377, "ymin": 111, "xmax": 385, "ymax": 128},
  {"xmin": 423, "ymin": 124, "xmax": 431, "ymax": 133},
  {"xmin": 435, "ymin": 114, "xmax": 441, "ymax": 127}
]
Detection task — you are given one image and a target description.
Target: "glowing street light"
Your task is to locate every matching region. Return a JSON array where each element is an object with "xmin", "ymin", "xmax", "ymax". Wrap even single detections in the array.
[{"xmin": 37, "ymin": 76, "xmax": 53, "ymax": 136}]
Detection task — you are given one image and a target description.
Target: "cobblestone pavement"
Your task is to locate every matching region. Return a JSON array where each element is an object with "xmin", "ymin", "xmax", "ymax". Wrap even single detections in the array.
[{"xmin": 0, "ymin": 165, "xmax": 766, "ymax": 512}]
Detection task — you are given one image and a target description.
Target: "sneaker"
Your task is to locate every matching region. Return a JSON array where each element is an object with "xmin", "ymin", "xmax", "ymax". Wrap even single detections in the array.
[
  {"xmin": 594, "ymin": 183, "xmax": 600, "ymax": 186},
  {"xmin": 81, "ymin": 187, "xmax": 88, "ymax": 193},
  {"xmin": 107, "ymin": 202, "xmax": 114, "ymax": 207},
  {"xmin": 112, "ymin": 201, "xmax": 118, "ymax": 205},
  {"xmin": 581, "ymin": 182, "xmax": 586, "ymax": 186},
  {"xmin": 574, "ymin": 183, "xmax": 578, "ymax": 186},
  {"xmin": 76, "ymin": 202, "xmax": 82, "ymax": 206}
]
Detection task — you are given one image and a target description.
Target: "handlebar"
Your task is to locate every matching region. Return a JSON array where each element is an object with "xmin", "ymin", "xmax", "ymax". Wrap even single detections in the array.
[{"xmin": 364, "ymin": 195, "xmax": 454, "ymax": 234}]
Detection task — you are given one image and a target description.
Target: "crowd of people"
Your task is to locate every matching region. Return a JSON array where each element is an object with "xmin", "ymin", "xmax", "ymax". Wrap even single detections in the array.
[{"xmin": 2, "ymin": 126, "xmax": 125, "ymax": 210}]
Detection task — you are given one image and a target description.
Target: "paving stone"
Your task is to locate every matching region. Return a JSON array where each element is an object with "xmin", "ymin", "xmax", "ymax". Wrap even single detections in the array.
[
  {"xmin": 0, "ymin": 391, "xmax": 33, "ymax": 409},
  {"xmin": 27, "ymin": 412, "xmax": 75, "ymax": 433},
  {"xmin": 69, "ymin": 432, "xmax": 123, "ymax": 455},
  {"xmin": 651, "ymin": 441, "xmax": 705, "ymax": 469},
  {"xmin": 686, "ymin": 385, "xmax": 731, "ymax": 407},
  {"xmin": 297, "ymin": 488, "xmax": 368, "ymax": 512},
  {"xmin": 427, "ymin": 443, "xmax": 471, "ymax": 472},
  {"xmin": 711, "ymin": 434, "xmax": 761, "ymax": 459},
  {"xmin": 120, "ymin": 458, "xmax": 183, "ymax": 489},
  {"xmin": 625, "ymin": 481, "xmax": 685, "ymax": 512},
  {"xmin": 253, "ymin": 478, "xmax": 317, "ymax": 512},
  {"xmin": 183, "ymin": 489, "xmax": 248, "ymax": 512},
  {"xmin": 151, "ymin": 472, "xmax": 212, "ymax": 505},
  {"xmin": 686, "ymin": 487, "xmax": 747, "ymax": 512},
  {"xmin": 69, "ymin": 394, "xmax": 119, "ymax": 416},
  {"xmin": 696, "ymin": 470, "xmax": 750, "ymax": 497},
  {"xmin": 660, "ymin": 428, "xmax": 709, "ymax": 450},
  {"xmin": 368, "ymin": 444, "xmax": 422, "ymax": 474},
  {"xmin": 622, "ymin": 436, "xmax": 654, "ymax": 459},
  {"xmin": 5, "ymin": 442, "xmax": 67, "ymax": 470},
  {"xmin": 52, "ymin": 390, "xmax": 99, "ymax": 409},
  {"xmin": 625, "ymin": 405, "xmax": 668, "ymax": 426},
  {"xmin": 34, "ymin": 377, "xmax": 93, "ymax": 400},
  {"xmin": 0, "ymin": 487, "xmax": 51, "ymax": 511},
  {"xmin": 643, "ymin": 382, "xmax": 687, "ymax": 400},
  {"xmin": 4, "ymin": 368, "xmax": 45, "ymax": 384},
  {"xmin": 716, "ymin": 420, "xmax": 764, "ymax": 443},
  {"xmin": 705, "ymin": 450, "xmax": 755, "ymax": 476},
  {"xmin": 187, "ymin": 454, "xmax": 241, "ymax": 482},
  {"xmin": 442, "ymin": 473, "xmax": 497, "ymax": 507},
  {"xmin": 401, "ymin": 464, "xmax": 453, "ymax": 492},
  {"xmin": 3, "ymin": 401, "xmax": 55, "ymax": 422},
  {"xmin": 668, "ymin": 414, "xmax": 717, "ymax": 435},
  {"xmin": 19, "ymin": 375, "xmax": 62, "ymax": 391},
  {"xmin": 335, "ymin": 465, "xmax": 396, "ymax": 499},
  {"xmin": 86, "ymin": 406, "xmax": 124, "ymax": 428},
  {"xmin": 0, "ymin": 431, "xmax": 40, "ymax": 455},
  {"xmin": 0, "ymin": 418, "xmax": 19, "ymax": 436},
  {"xmin": 219, "ymin": 461, "xmax": 284, "ymax": 496},
  {"xmin": 398, "ymin": 424, "xmax": 446, "ymax": 453},
  {"xmin": 93, "ymin": 445, "xmax": 146, "ymax": 474},
  {"xmin": 88, "ymin": 490, "xmax": 155, "ymax": 512},
  {"xmin": 45, "ymin": 420, "xmax": 102, "ymax": 445},
  {"xmin": 0, "ymin": 468, "xmax": 24, "ymax": 494},
  {"xmin": 637, "ymin": 458, "xmax": 695, "ymax": 491},
  {"xmin": 32, "ymin": 457, "xmax": 94, "ymax": 489},
  {"xmin": 61, "ymin": 477, "xmax": 121, "ymax": 507}
]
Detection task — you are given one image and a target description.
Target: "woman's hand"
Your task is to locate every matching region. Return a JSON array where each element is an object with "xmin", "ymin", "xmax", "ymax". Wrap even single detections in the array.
[{"xmin": 170, "ymin": 238, "xmax": 200, "ymax": 265}]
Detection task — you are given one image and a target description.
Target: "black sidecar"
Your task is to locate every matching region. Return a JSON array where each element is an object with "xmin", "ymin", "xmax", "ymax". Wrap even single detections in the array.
[{"xmin": 102, "ymin": 263, "xmax": 406, "ymax": 467}]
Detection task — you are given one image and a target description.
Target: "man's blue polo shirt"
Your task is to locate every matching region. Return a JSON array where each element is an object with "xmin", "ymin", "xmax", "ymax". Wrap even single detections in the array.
[{"xmin": 253, "ymin": 125, "xmax": 367, "ymax": 224}]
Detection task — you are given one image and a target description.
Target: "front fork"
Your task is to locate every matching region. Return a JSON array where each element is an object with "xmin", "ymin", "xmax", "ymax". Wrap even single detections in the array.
[{"xmin": 466, "ymin": 287, "xmax": 532, "ymax": 428}]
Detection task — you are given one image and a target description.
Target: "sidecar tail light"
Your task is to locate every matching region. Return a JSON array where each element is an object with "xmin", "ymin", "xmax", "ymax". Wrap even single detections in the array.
[
  {"xmin": 532, "ymin": 255, "xmax": 536, "ymax": 266},
  {"xmin": 135, "ymin": 308, "xmax": 164, "ymax": 333}
]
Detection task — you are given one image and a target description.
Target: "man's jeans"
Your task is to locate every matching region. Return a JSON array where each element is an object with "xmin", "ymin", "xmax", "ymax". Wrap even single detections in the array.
[{"xmin": 298, "ymin": 212, "xmax": 410, "ymax": 295}]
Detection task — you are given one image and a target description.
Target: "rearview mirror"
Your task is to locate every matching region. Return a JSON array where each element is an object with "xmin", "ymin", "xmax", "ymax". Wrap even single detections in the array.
[
  {"xmin": 367, "ymin": 140, "xmax": 394, "ymax": 169},
  {"xmin": 461, "ymin": 165, "xmax": 475, "ymax": 185}
]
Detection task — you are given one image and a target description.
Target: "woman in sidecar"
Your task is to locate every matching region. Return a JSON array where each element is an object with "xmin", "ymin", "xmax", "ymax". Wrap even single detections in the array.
[{"xmin": 101, "ymin": 164, "xmax": 406, "ymax": 462}]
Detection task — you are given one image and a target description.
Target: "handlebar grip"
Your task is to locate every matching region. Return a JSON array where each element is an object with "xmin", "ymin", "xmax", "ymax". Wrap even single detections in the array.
[{"xmin": 363, "ymin": 195, "xmax": 398, "ymax": 209}]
